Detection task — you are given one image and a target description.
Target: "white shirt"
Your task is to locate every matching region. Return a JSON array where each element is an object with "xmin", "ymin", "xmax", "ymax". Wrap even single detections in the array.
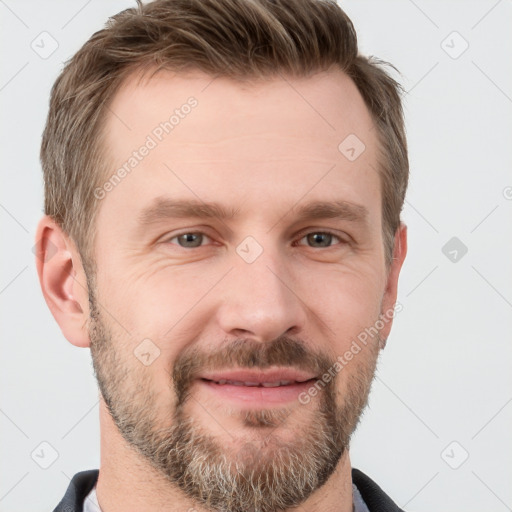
[{"xmin": 83, "ymin": 484, "xmax": 101, "ymax": 512}]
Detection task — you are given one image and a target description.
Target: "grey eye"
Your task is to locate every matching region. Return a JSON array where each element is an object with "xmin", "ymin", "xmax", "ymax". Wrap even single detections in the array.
[
  {"xmin": 305, "ymin": 232, "xmax": 336, "ymax": 247},
  {"xmin": 174, "ymin": 233, "xmax": 204, "ymax": 248}
]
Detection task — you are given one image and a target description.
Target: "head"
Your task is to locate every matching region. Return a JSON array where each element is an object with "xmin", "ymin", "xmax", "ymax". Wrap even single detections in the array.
[{"xmin": 36, "ymin": 1, "xmax": 408, "ymax": 511}]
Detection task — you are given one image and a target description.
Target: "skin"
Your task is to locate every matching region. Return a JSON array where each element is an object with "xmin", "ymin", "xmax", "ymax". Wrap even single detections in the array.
[{"xmin": 36, "ymin": 67, "xmax": 407, "ymax": 512}]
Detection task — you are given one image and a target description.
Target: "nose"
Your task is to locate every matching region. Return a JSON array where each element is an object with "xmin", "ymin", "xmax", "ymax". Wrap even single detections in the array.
[{"xmin": 215, "ymin": 248, "xmax": 307, "ymax": 343}]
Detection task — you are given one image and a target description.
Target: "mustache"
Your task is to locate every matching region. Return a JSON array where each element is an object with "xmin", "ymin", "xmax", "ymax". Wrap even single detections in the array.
[{"xmin": 171, "ymin": 336, "xmax": 335, "ymax": 406}]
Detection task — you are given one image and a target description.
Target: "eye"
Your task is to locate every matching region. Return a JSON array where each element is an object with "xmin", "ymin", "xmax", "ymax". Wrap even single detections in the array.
[
  {"xmin": 167, "ymin": 232, "xmax": 212, "ymax": 248},
  {"xmin": 296, "ymin": 231, "xmax": 345, "ymax": 248}
]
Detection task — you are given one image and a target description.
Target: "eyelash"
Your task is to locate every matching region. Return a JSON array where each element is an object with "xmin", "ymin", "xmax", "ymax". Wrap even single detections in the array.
[{"xmin": 165, "ymin": 230, "xmax": 347, "ymax": 249}]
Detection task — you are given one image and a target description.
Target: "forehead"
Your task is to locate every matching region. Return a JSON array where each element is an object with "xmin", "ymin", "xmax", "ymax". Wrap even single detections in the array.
[
  {"xmin": 106, "ymin": 66, "xmax": 377, "ymax": 152},
  {"xmin": 98, "ymin": 67, "xmax": 381, "ymax": 229}
]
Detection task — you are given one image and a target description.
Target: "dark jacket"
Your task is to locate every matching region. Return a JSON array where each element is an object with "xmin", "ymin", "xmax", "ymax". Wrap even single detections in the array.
[{"xmin": 53, "ymin": 468, "xmax": 405, "ymax": 511}]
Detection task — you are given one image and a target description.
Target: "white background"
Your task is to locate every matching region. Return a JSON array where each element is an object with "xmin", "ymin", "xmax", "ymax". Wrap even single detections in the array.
[{"xmin": 1, "ymin": 1, "xmax": 511, "ymax": 511}]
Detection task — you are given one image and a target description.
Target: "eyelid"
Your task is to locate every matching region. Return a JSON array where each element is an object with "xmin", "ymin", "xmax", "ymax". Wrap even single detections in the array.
[
  {"xmin": 161, "ymin": 228, "xmax": 349, "ymax": 248},
  {"xmin": 294, "ymin": 229, "xmax": 347, "ymax": 247},
  {"xmin": 163, "ymin": 230, "xmax": 214, "ymax": 246}
]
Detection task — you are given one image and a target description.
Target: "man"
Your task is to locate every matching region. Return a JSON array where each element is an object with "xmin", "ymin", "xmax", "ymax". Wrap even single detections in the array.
[{"xmin": 35, "ymin": 0, "xmax": 408, "ymax": 510}]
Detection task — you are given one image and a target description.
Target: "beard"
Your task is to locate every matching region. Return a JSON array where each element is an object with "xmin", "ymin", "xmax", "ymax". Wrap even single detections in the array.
[{"xmin": 88, "ymin": 286, "xmax": 379, "ymax": 512}]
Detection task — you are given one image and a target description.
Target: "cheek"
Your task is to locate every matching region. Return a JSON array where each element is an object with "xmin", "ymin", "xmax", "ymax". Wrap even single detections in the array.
[
  {"xmin": 301, "ymin": 264, "xmax": 384, "ymax": 337},
  {"xmin": 95, "ymin": 259, "xmax": 214, "ymax": 335},
  {"xmin": 95, "ymin": 239, "xmax": 385, "ymax": 355},
  {"xmin": 94, "ymin": 267, "xmax": 225, "ymax": 386}
]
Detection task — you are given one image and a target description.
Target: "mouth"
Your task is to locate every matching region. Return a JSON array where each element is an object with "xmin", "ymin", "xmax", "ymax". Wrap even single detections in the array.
[
  {"xmin": 196, "ymin": 368, "xmax": 318, "ymax": 405},
  {"xmin": 201, "ymin": 379, "xmax": 311, "ymax": 387}
]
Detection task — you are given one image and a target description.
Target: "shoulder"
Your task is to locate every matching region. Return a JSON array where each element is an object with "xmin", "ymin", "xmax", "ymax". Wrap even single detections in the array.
[
  {"xmin": 352, "ymin": 467, "xmax": 405, "ymax": 512},
  {"xmin": 53, "ymin": 469, "xmax": 99, "ymax": 512}
]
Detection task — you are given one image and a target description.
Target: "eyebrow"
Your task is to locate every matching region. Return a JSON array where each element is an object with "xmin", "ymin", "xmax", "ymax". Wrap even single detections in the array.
[
  {"xmin": 137, "ymin": 197, "xmax": 369, "ymax": 227},
  {"xmin": 291, "ymin": 200, "xmax": 369, "ymax": 225},
  {"xmin": 138, "ymin": 197, "xmax": 241, "ymax": 226}
]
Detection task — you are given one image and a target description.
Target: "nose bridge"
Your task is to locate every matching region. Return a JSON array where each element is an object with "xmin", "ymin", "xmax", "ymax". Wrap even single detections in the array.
[{"xmin": 216, "ymin": 239, "xmax": 305, "ymax": 341}]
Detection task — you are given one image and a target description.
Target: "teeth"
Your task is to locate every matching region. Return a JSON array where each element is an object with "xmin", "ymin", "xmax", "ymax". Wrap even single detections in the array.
[{"xmin": 213, "ymin": 379, "xmax": 295, "ymax": 387}]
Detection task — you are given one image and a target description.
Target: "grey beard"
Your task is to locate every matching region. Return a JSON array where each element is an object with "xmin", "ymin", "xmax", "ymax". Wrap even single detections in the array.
[{"xmin": 88, "ymin": 290, "xmax": 378, "ymax": 512}]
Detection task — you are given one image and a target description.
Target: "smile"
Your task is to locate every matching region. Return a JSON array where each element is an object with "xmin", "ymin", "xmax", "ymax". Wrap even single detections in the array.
[
  {"xmin": 196, "ymin": 372, "xmax": 318, "ymax": 406},
  {"xmin": 202, "ymin": 379, "xmax": 308, "ymax": 387}
]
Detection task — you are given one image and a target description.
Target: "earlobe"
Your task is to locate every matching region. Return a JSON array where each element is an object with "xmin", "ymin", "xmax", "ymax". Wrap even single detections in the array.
[
  {"xmin": 35, "ymin": 216, "xmax": 91, "ymax": 348},
  {"xmin": 379, "ymin": 222, "xmax": 408, "ymax": 346}
]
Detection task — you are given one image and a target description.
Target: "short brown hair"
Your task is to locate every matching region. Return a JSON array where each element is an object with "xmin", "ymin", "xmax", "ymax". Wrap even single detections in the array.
[{"xmin": 41, "ymin": 0, "xmax": 408, "ymax": 270}]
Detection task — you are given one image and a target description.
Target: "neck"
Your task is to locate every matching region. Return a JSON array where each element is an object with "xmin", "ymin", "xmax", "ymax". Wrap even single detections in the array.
[{"xmin": 96, "ymin": 398, "xmax": 354, "ymax": 512}]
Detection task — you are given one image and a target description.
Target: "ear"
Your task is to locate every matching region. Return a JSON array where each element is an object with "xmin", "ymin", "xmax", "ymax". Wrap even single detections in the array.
[
  {"xmin": 379, "ymin": 221, "xmax": 407, "ymax": 346},
  {"xmin": 35, "ymin": 215, "xmax": 91, "ymax": 348}
]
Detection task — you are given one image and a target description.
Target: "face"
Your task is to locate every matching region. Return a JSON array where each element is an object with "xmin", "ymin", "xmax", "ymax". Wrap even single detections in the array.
[{"xmin": 87, "ymin": 68, "xmax": 401, "ymax": 512}]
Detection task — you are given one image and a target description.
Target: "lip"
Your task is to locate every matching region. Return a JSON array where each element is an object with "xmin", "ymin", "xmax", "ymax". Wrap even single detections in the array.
[
  {"xmin": 199, "ymin": 368, "xmax": 317, "ymax": 384},
  {"xmin": 196, "ymin": 368, "xmax": 318, "ymax": 406}
]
